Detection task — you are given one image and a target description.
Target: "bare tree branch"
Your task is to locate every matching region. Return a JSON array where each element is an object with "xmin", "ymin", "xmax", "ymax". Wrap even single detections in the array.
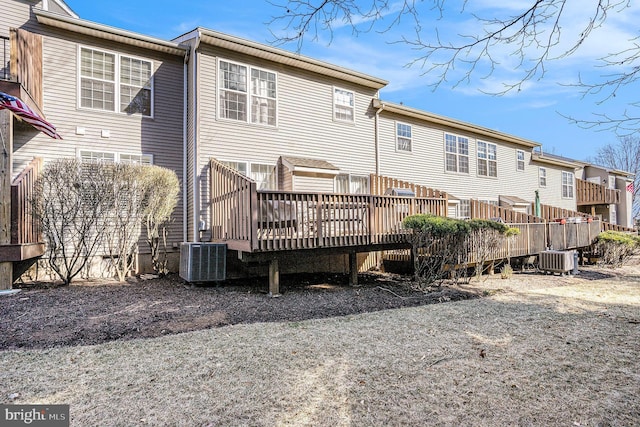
[{"xmin": 269, "ymin": 0, "xmax": 638, "ymax": 132}]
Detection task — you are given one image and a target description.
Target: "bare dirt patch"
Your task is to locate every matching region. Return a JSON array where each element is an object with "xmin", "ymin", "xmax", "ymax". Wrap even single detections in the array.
[{"xmin": 1, "ymin": 271, "xmax": 479, "ymax": 350}]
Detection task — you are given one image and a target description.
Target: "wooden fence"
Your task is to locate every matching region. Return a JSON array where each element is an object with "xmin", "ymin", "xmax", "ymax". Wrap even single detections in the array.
[{"xmin": 10, "ymin": 157, "xmax": 42, "ymax": 245}]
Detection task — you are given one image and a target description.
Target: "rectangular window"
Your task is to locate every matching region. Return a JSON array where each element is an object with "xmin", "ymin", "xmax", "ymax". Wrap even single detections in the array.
[
  {"xmin": 79, "ymin": 150, "xmax": 116, "ymax": 163},
  {"xmin": 80, "ymin": 48, "xmax": 115, "ymax": 112},
  {"xmin": 477, "ymin": 141, "xmax": 497, "ymax": 177},
  {"xmin": 79, "ymin": 150, "xmax": 152, "ymax": 165},
  {"xmin": 333, "ymin": 88, "xmax": 354, "ymax": 122},
  {"xmin": 517, "ymin": 150, "xmax": 525, "ymax": 171},
  {"xmin": 539, "ymin": 167, "xmax": 547, "ymax": 187},
  {"xmin": 220, "ymin": 161, "xmax": 276, "ymax": 190},
  {"xmin": 251, "ymin": 68, "xmax": 277, "ymax": 125},
  {"xmin": 120, "ymin": 57, "xmax": 152, "ymax": 115},
  {"xmin": 80, "ymin": 47, "xmax": 152, "ymax": 116},
  {"xmin": 445, "ymin": 134, "xmax": 469, "ymax": 174},
  {"xmin": 250, "ymin": 163, "xmax": 277, "ymax": 190},
  {"xmin": 396, "ymin": 122, "xmax": 412, "ymax": 152},
  {"xmin": 119, "ymin": 153, "xmax": 153, "ymax": 165},
  {"xmin": 562, "ymin": 171, "xmax": 574, "ymax": 198},
  {"xmin": 335, "ymin": 174, "xmax": 369, "ymax": 194},
  {"xmin": 219, "ymin": 60, "xmax": 277, "ymax": 126},
  {"xmin": 458, "ymin": 199, "xmax": 471, "ymax": 219}
]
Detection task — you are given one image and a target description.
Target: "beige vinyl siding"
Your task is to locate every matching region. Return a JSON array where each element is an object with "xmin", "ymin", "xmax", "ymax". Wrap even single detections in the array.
[
  {"xmin": 377, "ymin": 111, "xmax": 577, "ymax": 211},
  {"xmin": 293, "ymin": 175, "xmax": 335, "ymax": 193},
  {"xmin": 11, "ymin": 25, "xmax": 185, "ymax": 250},
  {"xmin": 1, "ymin": 1, "xmax": 41, "ymax": 37},
  {"xmin": 196, "ymin": 43, "xmax": 378, "ymax": 230},
  {"xmin": 533, "ymin": 164, "xmax": 576, "ymax": 209}
]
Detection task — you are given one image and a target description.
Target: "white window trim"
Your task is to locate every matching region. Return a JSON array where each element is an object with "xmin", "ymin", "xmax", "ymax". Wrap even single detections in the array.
[
  {"xmin": 477, "ymin": 141, "xmax": 498, "ymax": 178},
  {"xmin": 516, "ymin": 149, "xmax": 525, "ymax": 172},
  {"xmin": 216, "ymin": 58, "xmax": 278, "ymax": 127},
  {"xmin": 77, "ymin": 148, "xmax": 153, "ymax": 165},
  {"xmin": 77, "ymin": 45, "xmax": 154, "ymax": 118},
  {"xmin": 395, "ymin": 121, "xmax": 412, "ymax": 153},
  {"xmin": 332, "ymin": 86, "xmax": 356, "ymax": 124},
  {"xmin": 539, "ymin": 167, "xmax": 547, "ymax": 188},
  {"xmin": 562, "ymin": 171, "xmax": 575, "ymax": 199},
  {"xmin": 444, "ymin": 133, "xmax": 469, "ymax": 175}
]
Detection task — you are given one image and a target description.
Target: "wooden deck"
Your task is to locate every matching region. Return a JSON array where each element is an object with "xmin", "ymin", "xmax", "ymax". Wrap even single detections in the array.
[
  {"xmin": 210, "ymin": 160, "xmax": 447, "ymax": 254},
  {"xmin": 209, "ymin": 159, "xmax": 615, "ymax": 293}
]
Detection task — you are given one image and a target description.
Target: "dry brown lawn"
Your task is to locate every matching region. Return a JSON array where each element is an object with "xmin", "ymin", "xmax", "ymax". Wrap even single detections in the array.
[{"xmin": 1, "ymin": 263, "xmax": 640, "ymax": 426}]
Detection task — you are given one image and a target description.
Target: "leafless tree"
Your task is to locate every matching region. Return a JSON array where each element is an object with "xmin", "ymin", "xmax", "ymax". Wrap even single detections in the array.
[
  {"xmin": 270, "ymin": 0, "xmax": 638, "ymax": 132},
  {"xmin": 591, "ymin": 135, "xmax": 640, "ymax": 217}
]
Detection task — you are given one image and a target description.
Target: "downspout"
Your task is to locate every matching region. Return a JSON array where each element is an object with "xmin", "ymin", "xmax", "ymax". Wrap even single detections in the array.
[
  {"xmin": 373, "ymin": 97, "xmax": 384, "ymax": 175},
  {"xmin": 182, "ymin": 47, "xmax": 189, "ymax": 243},
  {"xmin": 192, "ymin": 31, "xmax": 201, "ymax": 242}
]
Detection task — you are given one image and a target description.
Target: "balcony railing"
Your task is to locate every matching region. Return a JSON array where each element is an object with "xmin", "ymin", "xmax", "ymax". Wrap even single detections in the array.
[
  {"xmin": 1, "ymin": 35, "xmax": 10, "ymax": 81},
  {"xmin": 576, "ymin": 178, "xmax": 620, "ymax": 206}
]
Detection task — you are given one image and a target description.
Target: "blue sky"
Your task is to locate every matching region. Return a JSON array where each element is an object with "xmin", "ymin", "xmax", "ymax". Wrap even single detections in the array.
[{"xmin": 64, "ymin": 0, "xmax": 639, "ymax": 160}]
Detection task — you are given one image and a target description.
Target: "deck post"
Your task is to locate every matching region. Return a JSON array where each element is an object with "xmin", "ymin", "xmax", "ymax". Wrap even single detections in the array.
[
  {"xmin": 269, "ymin": 258, "xmax": 280, "ymax": 296},
  {"xmin": 0, "ymin": 110, "xmax": 13, "ymax": 289},
  {"xmin": 349, "ymin": 251, "xmax": 358, "ymax": 286}
]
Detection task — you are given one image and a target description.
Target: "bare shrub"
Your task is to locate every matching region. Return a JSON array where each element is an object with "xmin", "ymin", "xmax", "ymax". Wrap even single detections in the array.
[
  {"xmin": 404, "ymin": 215, "xmax": 519, "ymax": 288},
  {"xmin": 139, "ymin": 166, "xmax": 180, "ymax": 276},
  {"xmin": 102, "ymin": 163, "xmax": 146, "ymax": 282},
  {"xmin": 32, "ymin": 159, "xmax": 112, "ymax": 284}
]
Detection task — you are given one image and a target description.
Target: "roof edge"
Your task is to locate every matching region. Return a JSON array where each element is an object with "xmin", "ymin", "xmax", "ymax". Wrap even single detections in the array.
[
  {"xmin": 373, "ymin": 99, "xmax": 541, "ymax": 149},
  {"xmin": 531, "ymin": 153, "xmax": 580, "ymax": 169},
  {"xmin": 198, "ymin": 28, "xmax": 388, "ymax": 90},
  {"xmin": 34, "ymin": 9, "xmax": 187, "ymax": 56}
]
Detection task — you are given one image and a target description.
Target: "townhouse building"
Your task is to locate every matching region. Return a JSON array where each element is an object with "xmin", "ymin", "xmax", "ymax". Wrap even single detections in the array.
[{"xmin": 0, "ymin": 0, "xmax": 633, "ymax": 287}]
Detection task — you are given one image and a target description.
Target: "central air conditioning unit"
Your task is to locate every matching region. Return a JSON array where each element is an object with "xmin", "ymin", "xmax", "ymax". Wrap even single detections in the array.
[
  {"xmin": 539, "ymin": 250, "xmax": 574, "ymax": 274},
  {"xmin": 180, "ymin": 243, "xmax": 227, "ymax": 282}
]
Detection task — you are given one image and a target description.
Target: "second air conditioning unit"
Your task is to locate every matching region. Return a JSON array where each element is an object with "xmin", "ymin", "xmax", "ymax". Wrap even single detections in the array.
[{"xmin": 539, "ymin": 250, "xmax": 574, "ymax": 274}]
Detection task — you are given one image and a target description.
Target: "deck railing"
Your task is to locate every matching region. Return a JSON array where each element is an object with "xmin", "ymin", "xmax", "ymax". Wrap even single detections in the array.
[
  {"xmin": 210, "ymin": 159, "xmax": 447, "ymax": 252},
  {"xmin": 576, "ymin": 179, "xmax": 620, "ymax": 206},
  {"xmin": 469, "ymin": 199, "xmax": 542, "ymax": 223},
  {"xmin": 11, "ymin": 157, "xmax": 42, "ymax": 245}
]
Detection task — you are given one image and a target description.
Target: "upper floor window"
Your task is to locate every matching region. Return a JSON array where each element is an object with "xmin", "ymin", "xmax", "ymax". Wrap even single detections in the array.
[
  {"xmin": 516, "ymin": 150, "xmax": 525, "ymax": 171},
  {"xmin": 445, "ymin": 133, "xmax": 469, "ymax": 174},
  {"xmin": 333, "ymin": 88, "xmax": 354, "ymax": 122},
  {"xmin": 396, "ymin": 122, "xmax": 412, "ymax": 152},
  {"xmin": 79, "ymin": 47, "xmax": 153, "ymax": 117},
  {"xmin": 562, "ymin": 171, "xmax": 574, "ymax": 198},
  {"xmin": 477, "ymin": 141, "xmax": 497, "ymax": 177},
  {"xmin": 218, "ymin": 60, "xmax": 277, "ymax": 126},
  {"xmin": 539, "ymin": 167, "xmax": 547, "ymax": 187},
  {"xmin": 335, "ymin": 174, "xmax": 369, "ymax": 194}
]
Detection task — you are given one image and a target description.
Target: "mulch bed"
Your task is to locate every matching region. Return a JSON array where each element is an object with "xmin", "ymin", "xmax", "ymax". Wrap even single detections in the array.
[{"xmin": 0, "ymin": 272, "xmax": 479, "ymax": 350}]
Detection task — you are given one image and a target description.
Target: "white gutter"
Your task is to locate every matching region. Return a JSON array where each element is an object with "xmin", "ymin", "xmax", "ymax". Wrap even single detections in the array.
[{"xmin": 374, "ymin": 96, "xmax": 384, "ymax": 175}]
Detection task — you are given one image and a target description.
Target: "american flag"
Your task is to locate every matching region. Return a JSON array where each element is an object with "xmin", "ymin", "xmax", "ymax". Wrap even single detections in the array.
[{"xmin": 0, "ymin": 91, "xmax": 62, "ymax": 139}]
